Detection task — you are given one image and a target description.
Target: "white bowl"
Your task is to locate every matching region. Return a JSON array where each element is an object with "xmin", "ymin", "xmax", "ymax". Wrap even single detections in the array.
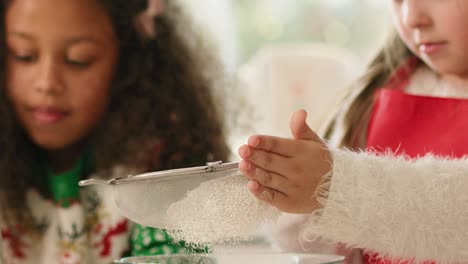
[{"xmin": 114, "ymin": 253, "xmax": 344, "ymax": 264}]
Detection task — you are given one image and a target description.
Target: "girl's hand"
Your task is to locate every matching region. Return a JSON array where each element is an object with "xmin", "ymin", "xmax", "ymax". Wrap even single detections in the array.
[{"xmin": 238, "ymin": 109, "xmax": 332, "ymax": 214}]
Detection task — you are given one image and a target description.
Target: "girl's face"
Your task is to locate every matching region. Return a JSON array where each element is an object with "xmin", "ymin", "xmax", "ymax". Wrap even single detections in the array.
[
  {"xmin": 392, "ymin": 0, "xmax": 468, "ymax": 78},
  {"xmin": 6, "ymin": 0, "xmax": 118, "ymax": 150}
]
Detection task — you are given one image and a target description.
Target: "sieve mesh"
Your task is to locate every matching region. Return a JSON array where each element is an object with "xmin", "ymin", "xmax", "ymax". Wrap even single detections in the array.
[
  {"xmin": 112, "ymin": 167, "xmax": 242, "ymax": 228},
  {"xmin": 79, "ymin": 161, "xmax": 281, "ymax": 244}
]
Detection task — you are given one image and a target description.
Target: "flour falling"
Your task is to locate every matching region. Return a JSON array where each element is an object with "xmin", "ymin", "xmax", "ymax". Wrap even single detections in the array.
[{"xmin": 162, "ymin": 175, "xmax": 280, "ymax": 244}]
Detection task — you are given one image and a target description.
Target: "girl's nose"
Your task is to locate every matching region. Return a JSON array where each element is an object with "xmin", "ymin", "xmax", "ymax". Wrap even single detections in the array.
[
  {"xmin": 34, "ymin": 59, "xmax": 65, "ymax": 95},
  {"xmin": 402, "ymin": 0, "xmax": 432, "ymax": 29}
]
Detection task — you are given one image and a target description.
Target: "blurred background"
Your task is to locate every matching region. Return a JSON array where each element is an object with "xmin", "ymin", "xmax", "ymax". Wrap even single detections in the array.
[{"xmin": 180, "ymin": 0, "xmax": 392, "ymax": 153}]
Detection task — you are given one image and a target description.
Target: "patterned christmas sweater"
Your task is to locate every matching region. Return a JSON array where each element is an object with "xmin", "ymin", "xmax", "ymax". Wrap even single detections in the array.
[{"xmin": 0, "ymin": 153, "xmax": 204, "ymax": 264}]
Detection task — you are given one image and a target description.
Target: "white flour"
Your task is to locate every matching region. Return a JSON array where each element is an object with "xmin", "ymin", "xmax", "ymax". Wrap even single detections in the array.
[{"xmin": 162, "ymin": 175, "xmax": 280, "ymax": 244}]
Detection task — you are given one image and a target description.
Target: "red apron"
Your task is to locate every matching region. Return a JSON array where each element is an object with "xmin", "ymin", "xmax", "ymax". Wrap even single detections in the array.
[{"xmin": 363, "ymin": 61, "xmax": 468, "ymax": 263}]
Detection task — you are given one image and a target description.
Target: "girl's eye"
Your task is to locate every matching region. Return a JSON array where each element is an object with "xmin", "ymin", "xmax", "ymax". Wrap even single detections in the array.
[
  {"xmin": 12, "ymin": 54, "xmax": 36, "ymax": 62},
  {"xmin": 65, "ymin": 58, "xmax": 93, "ymax": 68}
]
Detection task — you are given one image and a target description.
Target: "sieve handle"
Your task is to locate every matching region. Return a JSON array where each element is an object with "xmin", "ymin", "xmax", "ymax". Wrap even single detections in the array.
[
  {"xmin": 113, "ymin": 161, "xmax": 240, "ymax": 185},
  {"xmin": 78, "ymin": 178, "xmax": 113, "ymax": 186},
  {"xmin": 78, "ymin": 161, "xmax": 240, "ymax": 187},
  {"xmin": 207, "ymin": 161, "xmax": 240, "ymax": 171}
]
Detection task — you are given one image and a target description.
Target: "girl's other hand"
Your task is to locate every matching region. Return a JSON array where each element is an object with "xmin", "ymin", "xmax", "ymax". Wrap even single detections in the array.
[{"xmin": 238, "ymin": 109, "xmax": 332, "ymax": 214}]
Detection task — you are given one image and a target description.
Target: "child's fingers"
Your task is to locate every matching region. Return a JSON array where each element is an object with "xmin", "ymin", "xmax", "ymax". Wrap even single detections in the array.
[
  {"xmin": 247, "ymin": 180, "xmax": 264, "ymax": 195},
  {"xmin": 239, "ymin": 160, "xmax": 289, "ymax": 195},
  {"xmin": 248, "ymin": 182, "xmax": 291, "ymax": 212},
  {"xmin": 247, "ymin": 135, "xmax": 298, "ymax": 157},
  {"xmin": 240, "ymin": 146, "xmax": 291, "ymax": 176},
  {"xmin": 239, "ymin": 160, "xmax": 255, "ymax": 180}
]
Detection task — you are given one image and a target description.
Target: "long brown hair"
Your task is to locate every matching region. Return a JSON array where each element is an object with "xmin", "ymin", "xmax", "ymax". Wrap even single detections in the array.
[
  {"xmin": 0, "ymin": 0, "xmax": 230, "ymax": 224},
  {"xmin": 325, "ymin": 30, "xmax": 418, "ymax": 148}
]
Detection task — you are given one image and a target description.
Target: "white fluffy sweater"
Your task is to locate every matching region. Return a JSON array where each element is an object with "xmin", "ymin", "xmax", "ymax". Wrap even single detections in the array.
[{"xmin": 270, "ymin": 66, "xmax": 468, "ymax": 263}]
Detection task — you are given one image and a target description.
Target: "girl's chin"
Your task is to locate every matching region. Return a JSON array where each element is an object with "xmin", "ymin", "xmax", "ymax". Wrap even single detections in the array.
[
  {"xmin": 422, "ymin": 60, "xmax": 468, "ymax": 77},
  {"xmin": 30, "ymin": 135, "xmax": 75, "ymax": 151}
]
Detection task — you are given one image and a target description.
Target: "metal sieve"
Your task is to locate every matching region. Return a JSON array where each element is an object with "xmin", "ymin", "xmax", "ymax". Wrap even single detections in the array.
[{"xmin": 79, "ymin": 161, "xmax": 240, "ymax": 228}]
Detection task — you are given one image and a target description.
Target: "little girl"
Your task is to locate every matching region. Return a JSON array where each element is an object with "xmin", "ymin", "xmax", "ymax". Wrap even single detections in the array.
[
  {"xmin": 239, "ymin": 1, "xmax": 468, "ymax": 263},
  {"xmin": 0, "ymin": 0, "xmax": 229, "ymax": 263}
]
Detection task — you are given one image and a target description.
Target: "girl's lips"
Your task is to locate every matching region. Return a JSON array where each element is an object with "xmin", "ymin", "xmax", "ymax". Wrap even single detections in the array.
[
  {"xmin": 31, "ymin": 107, "xmax": 69, "ymax": 124},
  {"xmin": 418, "ymin": 42, "xmax": 446, "ymax": 54}
]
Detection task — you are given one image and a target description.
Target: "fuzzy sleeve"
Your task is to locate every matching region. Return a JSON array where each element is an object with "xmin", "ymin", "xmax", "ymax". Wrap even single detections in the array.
[{"xmin": 302, "ymin": 148, "xmax": 468, "ymax": 263}]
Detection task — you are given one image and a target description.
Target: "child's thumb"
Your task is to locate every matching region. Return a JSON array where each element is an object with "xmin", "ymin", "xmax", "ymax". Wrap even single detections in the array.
[{"xmin": 290, "ymin": 109, "xmax": 321, "ymax": 141}]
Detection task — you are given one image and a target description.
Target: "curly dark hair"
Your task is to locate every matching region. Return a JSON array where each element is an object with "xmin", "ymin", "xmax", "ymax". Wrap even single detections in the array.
[{"xmin": 0, "ymin": 0, "xmax": 230, "ymax": 224}]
